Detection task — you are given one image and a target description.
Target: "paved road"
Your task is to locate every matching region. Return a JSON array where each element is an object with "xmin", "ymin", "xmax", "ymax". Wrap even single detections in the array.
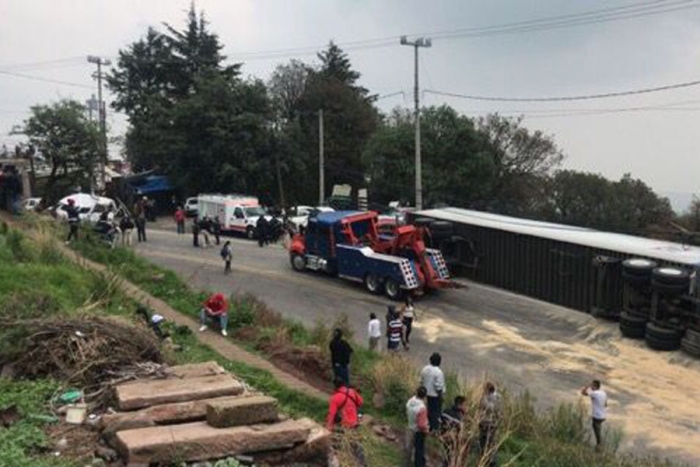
[{"xmin": 135, "ymin": 224, "xmax": 700, "ymax": 463}]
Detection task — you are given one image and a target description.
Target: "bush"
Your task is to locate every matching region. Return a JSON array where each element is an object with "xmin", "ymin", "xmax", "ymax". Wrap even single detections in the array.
[
  {"xmin": 369, "ymin": 354, "xmax": 416, "ymax": 414},
  {"xmin": 6, "ymin": 229, "xmax": 34, "ymax": 262}
]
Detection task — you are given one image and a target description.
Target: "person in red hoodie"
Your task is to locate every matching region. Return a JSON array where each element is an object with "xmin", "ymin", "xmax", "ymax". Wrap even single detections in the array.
[
  {"xmin": 199, "ymin": 293, "xmax": 229, "ymax": 337},
  {"xmin": 326, "ymin": 377, "xmax": 363, "ymax": 432}
]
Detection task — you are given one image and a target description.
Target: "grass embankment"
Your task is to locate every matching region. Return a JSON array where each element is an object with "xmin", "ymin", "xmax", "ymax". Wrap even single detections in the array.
[
  {"xmin": 62, "ymin": 223, "xmax": 689, "ymax": 467},
  {"xmin": 0, "ymin": 222, "xmax": 395, "ymax": 466}
]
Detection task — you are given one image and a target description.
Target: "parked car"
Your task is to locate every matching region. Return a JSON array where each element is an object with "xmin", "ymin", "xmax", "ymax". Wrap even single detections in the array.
[
  {"xmin": 288, "ymin": 205, "xmax": 334, "ymax": 230},
  {"xmin": 19, "ymin": 197, "xmax": 42, "ymax": 212},
  {"xmin": 184, "ymin": 197, "xmax": 198, "ymax": 218},
  {"xmin": 54, "ymin": 193, "xmax": 117, "ymax": 223}
]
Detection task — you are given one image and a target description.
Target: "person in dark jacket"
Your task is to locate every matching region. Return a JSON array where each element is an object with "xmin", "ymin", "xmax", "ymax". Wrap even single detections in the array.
[
  {"xmin": 192, "ymin": 221, "xmax": 201, "ymax": 247},
  {"xmin": 212, "ymin": 216, "xmax": 222, "ymax": 245},
  {"xmin": 256, "ymin": 216, "xmax": 269, "ymax": 247},
  {"xmin": 329, "ymin": 328, "xmax": 353, "ymax": 386},
  {"xmin": 65, "ymin": 198, "xmax": 80, "ymax": 244},
  {"xmin": 119, "ymin": 215, "xmax": 134, "ymax": 246}
]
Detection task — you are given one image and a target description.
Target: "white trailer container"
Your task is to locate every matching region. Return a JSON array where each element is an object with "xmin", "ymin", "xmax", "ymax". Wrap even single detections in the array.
[{"xmin": 197, "ymin": 194, "xmax": 269, "ymax": 238}]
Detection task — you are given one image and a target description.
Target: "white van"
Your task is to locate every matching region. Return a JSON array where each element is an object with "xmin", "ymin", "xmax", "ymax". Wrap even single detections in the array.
[{"xmin": 197, "ymin": 194, "xmax": 272, "ymax": 239}]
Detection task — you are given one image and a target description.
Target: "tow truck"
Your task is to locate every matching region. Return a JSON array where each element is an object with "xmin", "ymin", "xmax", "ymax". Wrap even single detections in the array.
[{"xmin": 288, "ymin": 210, "xmax": 456, "ymax": 299}]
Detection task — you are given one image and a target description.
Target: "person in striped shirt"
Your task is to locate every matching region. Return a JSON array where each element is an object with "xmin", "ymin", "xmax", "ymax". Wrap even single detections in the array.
[{"xmin": 386, "ymin": 306, "xmax": 405, "ymax": 352}]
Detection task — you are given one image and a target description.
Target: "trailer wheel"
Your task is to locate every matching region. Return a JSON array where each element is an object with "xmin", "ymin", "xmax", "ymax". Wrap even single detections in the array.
[
  {"xmin": 364, "ymin": 274, "xmax": 382, "ymax": 294},
  {"xmin": 384, "ymin": 278, "xmax": 403, "ymax": 301},
  {"xmin": 246, "ymin": 226, "xmax": 256, "ymax": 240},
  {"xmin": 681, "ymin": 337, "xmax": 700, "ymax": 357},
  {"xmin": 291, "ymin": 254, "xmax": 307, "ymax": 272}
]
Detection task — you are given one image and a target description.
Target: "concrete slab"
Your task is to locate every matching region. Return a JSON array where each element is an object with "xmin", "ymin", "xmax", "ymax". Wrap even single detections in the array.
[
  {"xmin": 116, "ymin": 374, "xmax": 244, "ymax": 411},
  {"xmin": 206, "ymin": 395, "xmax": 278, "ymax": 428},
  {"xmin": 115, "ymin": 418, "xmax": 317, "ymax": 464}
]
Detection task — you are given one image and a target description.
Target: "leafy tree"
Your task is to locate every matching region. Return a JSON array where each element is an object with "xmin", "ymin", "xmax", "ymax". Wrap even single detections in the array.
[
  {"xmin": 363, "ymin": 106, "xmax": 494, "ymax": 207},
  {"xmin": 107, "ymin": 5, "xmax": 275, "ymax": 200},
  {"xmin": 296, "ymin": 42, "xmax": 378, "ymax": 200},
  {"xmin": 21, "ymin": 100, "xmax": 100, "ymax": 203},
  {"xmin": 477, "ymin": 114, "xmax": 564, "ymax": 215}
]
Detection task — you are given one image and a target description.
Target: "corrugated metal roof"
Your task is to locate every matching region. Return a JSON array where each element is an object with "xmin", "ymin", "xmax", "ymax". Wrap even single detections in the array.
[{"xmin": 417, "ymin": 207, "xmax": 700, "ymax": 267}]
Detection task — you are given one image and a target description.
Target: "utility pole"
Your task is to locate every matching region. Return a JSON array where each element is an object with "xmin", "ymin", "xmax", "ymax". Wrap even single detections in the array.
[
  {"xmin": 318, "ymin": 109, "xmax": 325, "ymax": 205},
  {"xmin": 87, "ymin": 55, "xmax": 111, "ymax": 192},
  {"xmin": 400, "ymin": 36, "xmax": 431, "ymax": 210}
]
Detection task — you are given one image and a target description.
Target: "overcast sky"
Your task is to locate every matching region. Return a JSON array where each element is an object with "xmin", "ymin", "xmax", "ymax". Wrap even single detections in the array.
[{"xmin": 1, "ymin": 0, "xmax": 699, "ymax": 208}]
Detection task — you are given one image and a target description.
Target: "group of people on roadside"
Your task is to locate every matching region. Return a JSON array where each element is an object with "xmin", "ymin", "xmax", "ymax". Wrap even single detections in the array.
[
  {"xmin": 366, "ymin": 297, "xmax": 416, "ymax": 353},
  {"xmin": 188, "ymin": 213, "xmax": 222, "ymax": 248}
]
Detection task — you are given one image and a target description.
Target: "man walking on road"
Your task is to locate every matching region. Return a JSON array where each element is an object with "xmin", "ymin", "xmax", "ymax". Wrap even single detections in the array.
[
  {"xmin": 420, "ymin": 352, "xmax": 445, "ymax": 432},
  {"xmin": 368, "ymin": 313, "xmax": 381, "ymax": 351},
  {"xmin": 220, "ymin": 241, "xmax": 233, "ymax": 275},
  {"xmin": 212, "ymin": 216, "xmax": 221, "ymax": 245},
  {"xmin": 192, "ymin": 220, "xmax": 200, "ymax": 247},
  {"xmin": 581, "ymin": 379, "xmax": 608, "ymax": 450},
  {"xmin": 405, "ymin": 386, "xmax": 429, "ymax": 467},
  {"xmin": 329, "ymin": 328, "xmax": 353, "ymax": 386}
]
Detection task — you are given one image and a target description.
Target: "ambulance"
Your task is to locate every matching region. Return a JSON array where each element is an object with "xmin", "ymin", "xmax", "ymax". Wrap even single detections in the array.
[{"xmin": 197, "ymin": 194, "xmax": 270, "ymax": 239}]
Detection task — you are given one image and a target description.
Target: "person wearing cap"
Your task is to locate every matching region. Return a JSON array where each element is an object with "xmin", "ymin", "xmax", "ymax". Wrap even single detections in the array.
[
  {"xmin": 65, "ymin": 198, "xmax": 80, "ymax": 244},
  {"xmin": 199, "ymin": 293, "xmax": 229, "ymax": 337}
]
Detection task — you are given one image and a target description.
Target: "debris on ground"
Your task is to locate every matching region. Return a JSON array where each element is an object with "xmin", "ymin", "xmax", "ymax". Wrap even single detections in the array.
[
  {"xmin": 0, "ymin": 404, "xmax": 20, "ymax": 427},
  {"xmin": 1, "ymin": 315, "xmax": 163, "ymax": 409}
]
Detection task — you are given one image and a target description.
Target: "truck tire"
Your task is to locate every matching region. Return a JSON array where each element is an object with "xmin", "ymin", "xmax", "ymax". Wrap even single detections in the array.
[
  {"xmin": 364, "ymin": 274, "xmax": 382, "ymax": 294},
  {"xmin": 646, "ymin": 322, "xmax": 683, "ymax": 341},
  {"xmin": 290, "ymin": 254, "xmax": 306, "ymax": 272},
  {"xmin": 681, "ymin": 337, "xmax": 700, "ymax": 358},
  {"xmin": 246, "ymin": 226, "xmax": 256, "ymax": 240},
  {"xmin": 651, "ymin": 279, "xmax": 689, "ymax": 297},
  {"xmin": 621, "ymin": 270, "xmax": 652, "ymax": 286},
  {"xmin": 645, "ymin": 333, "xmax": 681, "ymax": 351},
  {"xmin": 619, "ymin": 312, "xmax": 646, "ymax": 339},
  {"xmin": 652, "ymin": 267, "xmax": 690, "ymax": 285},
  {"xmin": 384, "ymin": 277, "xmax": 403, "ymax": 301},
  {"xmin": 622, "ymin": 258, "xmax": 657, "ymax": 276},
  {"xmin": 684, "ymin": 328, "xmax": 700, "ymax": 346}
]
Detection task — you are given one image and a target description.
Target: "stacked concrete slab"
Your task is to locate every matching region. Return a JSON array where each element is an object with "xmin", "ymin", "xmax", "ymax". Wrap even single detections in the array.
[{"xmin": 102, "ymin": 361, "xmax": 330, "ymax": 466}]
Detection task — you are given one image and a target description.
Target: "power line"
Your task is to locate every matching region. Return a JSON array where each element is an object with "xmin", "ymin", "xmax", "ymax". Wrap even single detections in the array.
[
  {"xmin": 425, "ymin": 78, "xmax": 700, "ymax": 103},
  {"xmin": 0, "ymin": 69, "xmax": 93, "ymax": 90},
  {"xmin": 0, "ymin": 56, "xmax": 86, "ymax": 72}
]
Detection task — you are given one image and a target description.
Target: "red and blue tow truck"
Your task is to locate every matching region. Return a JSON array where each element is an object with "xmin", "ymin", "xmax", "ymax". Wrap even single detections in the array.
[{"xmin": 288, "ymin": 210, "xmax": 456, "ymax": 299}]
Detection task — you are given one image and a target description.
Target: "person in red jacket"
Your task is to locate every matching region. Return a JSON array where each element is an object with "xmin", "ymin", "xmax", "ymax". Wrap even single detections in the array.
[
  {"xmin": 174, "ymin": 206, "xmax": 186, "ymax": 234},
  {"xmin": 326, "ymin": 378, "xmax": 363, "ymax": 431},
  {"xmin": 199, "ymin": 292, "xmax": 229, "ymax": 336}
]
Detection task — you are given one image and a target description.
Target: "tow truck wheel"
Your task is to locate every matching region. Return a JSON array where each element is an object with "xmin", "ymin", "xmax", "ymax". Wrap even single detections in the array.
[
  {"xmin": 364, "ymin": 274, "xmax": 382, "ymax": 294},
  {"xmin": 385, "ymin": 278, "xmax": 403, "ymax": 300},
  {"xmin": 246, "ymin": 226, "xmax": 256, "ymax": 240},
  {"xmin": 291, "ymin": 254, "xmax": 307, "ymax": 272}
]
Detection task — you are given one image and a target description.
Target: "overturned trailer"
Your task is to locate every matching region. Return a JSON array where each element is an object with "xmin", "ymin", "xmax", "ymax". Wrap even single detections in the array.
[{"xmin": 410, "ymin": 208, "xmax": 700, "ymax": 314}]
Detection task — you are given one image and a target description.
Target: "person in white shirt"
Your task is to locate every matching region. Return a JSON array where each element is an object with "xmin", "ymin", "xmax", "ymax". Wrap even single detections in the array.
[
  {"xmin": 580, "ymin": 379, "xmax": 608, "ymax": 449},
  {"xmin": 419, "ymin": 352, "xmax": 445, "ymax": 431},
  {"xmin": 402, "ymin": 296, "xmax": 415, "ymax": 349},
  {"xmin": 367, "ymin": 313, "xmax": 381, "ymax": 351}
]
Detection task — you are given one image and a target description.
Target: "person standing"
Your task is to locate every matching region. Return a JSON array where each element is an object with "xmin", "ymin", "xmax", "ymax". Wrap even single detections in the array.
[
  {"xmin": 387, "ymin": 308, "xmax": 405, "ymax": 352},
  {"xmin": 134, "ymin": 197, "xmax": 147, "ymax": 242},
  {"xmin": 405, "ymin": 386, "xmax": 429, "ymax": 467},
  {"xmin": 220, "ymin": 241, "xmax": 233, "ymax": 275},
  {"xmin": 200, "ymin": 216, "xmax": 211, "ymax": 247},
  {"xmin": 256, "ymin": 216, "xmax": 269, "ymax": 247},
  {"xmin": 402, "ymin": 296, "xmax": 415, "ymax": 346},
  {"xmin": 479, "ymin": 382, "xmax": 501, "ymax": 467},
  {"xmin": 581, "ymin": 379, "xmax": 608, "ymax": 450},
  {"xmin": 174, "ymin": 206, "xmax": 186, "ymax": 234},
  {"xmin": 119, "ymin": 215, "xmax": 134, "ymax": 247},
  {"xmin": 420, "ymin": 352, "xmax": 445, "ymax": 432},
  {"xmin": 198, "ymin": 292, "xmax": 229, "ymax": 337},
  {"xmin": 192, "ymin": 220, "xmax": 200, "ymax": 247},
  {"xmin": 326, "ymin": 377, "xmax": 363, "ymax": 431},
  {"xmin": 212, "ymin": 216, "xmax": 221, "ymax": 245},
  {"xmin": 368, "ymin": 313, "xmax": 382, "ymax": 351},
  {"xmin": 65, "ymin": 198, "xmax": 80, "ymax": 244},
  {"xmin": 329, "ymin": 328, "xmax": 353, "ymax": 386}
]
